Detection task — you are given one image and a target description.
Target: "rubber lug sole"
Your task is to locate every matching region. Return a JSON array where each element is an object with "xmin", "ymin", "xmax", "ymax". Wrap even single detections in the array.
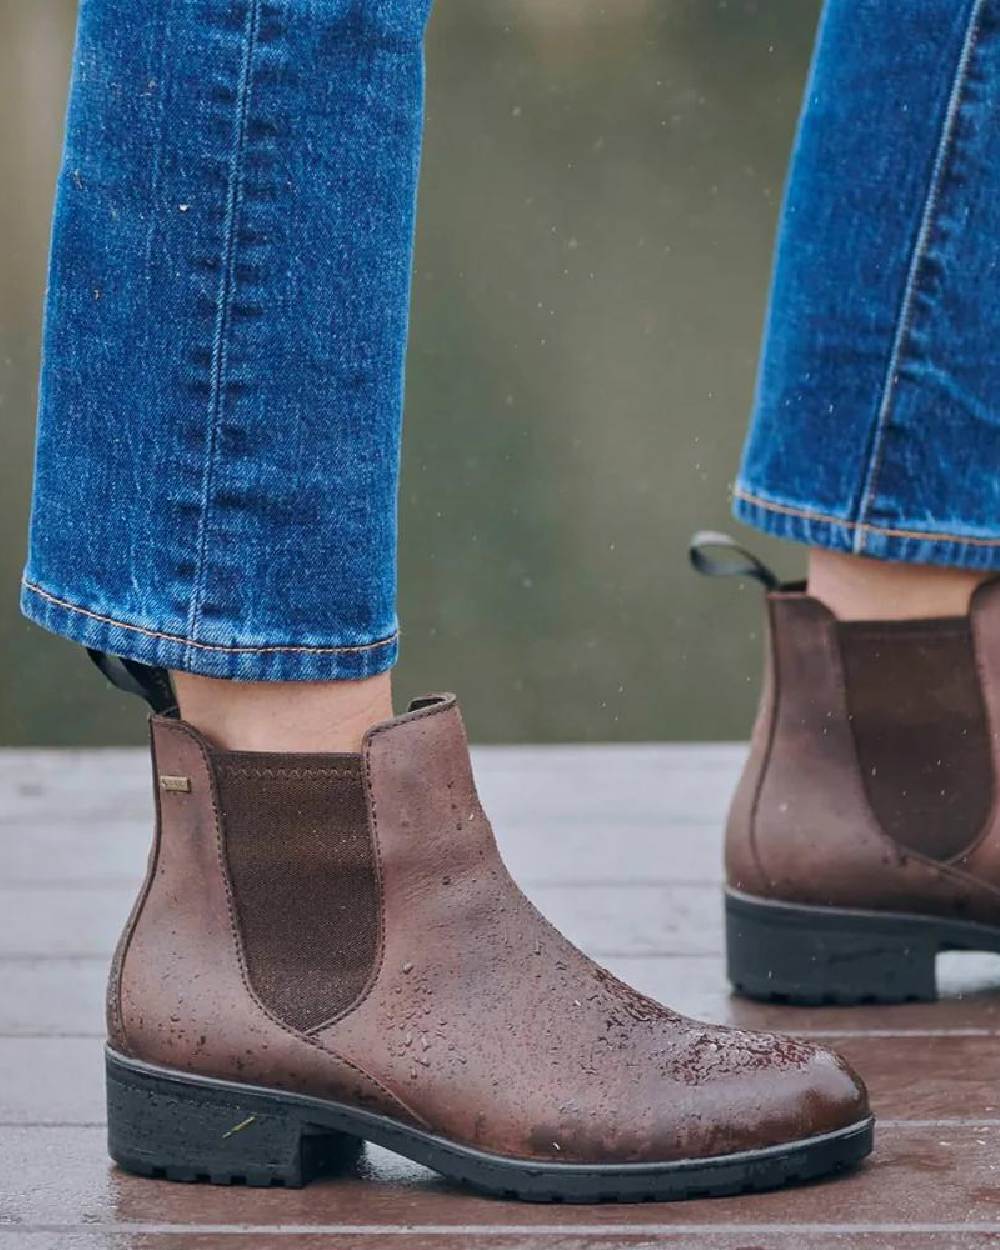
[
  {"xmin": 727, "ymin": 888, "xmax": 1000, "ymax": 1005},
  {"xmin": 106, "ymin": 1048, "xmax": 873, "ymax": 1202}
]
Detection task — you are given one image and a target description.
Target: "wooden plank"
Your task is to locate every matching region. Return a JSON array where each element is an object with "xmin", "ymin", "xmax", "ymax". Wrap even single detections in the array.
[
  {"xmin": 0, "ymin": 883, "xmax": 725, "ymax": 960},
  {"xmin": 0, "ymin": 887, "xmax": 129, "ymax": 958},
  {"xmin": 0, "ymin": 745, "xmax": 735, "ymax": 892},
  {"xmin": 0, "ymin": 745, "xmax": 743, "ymax": 828},
  {"xmin": 0, "ymin": 749, "xmax": 152, "ymax": 824},
  {"xmin": 13, "ymin": 876, "xmax": 1000, "ymax": 982},
  {"xmin": 6, "ymin": 952, "xmax": 1000, "ymax": 1040},
  {"xmin": 4, "ymin": 1234, "xmax": 1000, "ymax": 1250},
  {"xmin": 0, "ymin": 820, "xmax": 150, "ymax": 885},
  {"xmin": 0, "ymin": 1124, "xmax": 997, "ymax": 1230},
  {"xmin": 610, "ymin": 952, "xmax": 1000, "ymax": 1034},
  {"xmin": 3, "ymin": 1033, "xmax": 999, "ymax": 1126},
  {"xmin": 0, "ymin": 818, "xmax": 725, "ymax": 887},
  {"xmin": 0, "ymin": 958, "xmax": 106, "ymax": 1036}
]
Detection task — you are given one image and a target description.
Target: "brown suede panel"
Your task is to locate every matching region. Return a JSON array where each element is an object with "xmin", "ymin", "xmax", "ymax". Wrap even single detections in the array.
[
  {"xmin": 214, "ymin": 751, "xmax": 378, "ymax": 1033},
  {"xmin": 837, "ymin": 617, "xmax": 993, "ymax": 862}
]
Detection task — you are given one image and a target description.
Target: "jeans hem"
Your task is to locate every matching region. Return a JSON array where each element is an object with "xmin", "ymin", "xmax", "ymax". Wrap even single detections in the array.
[
  {"xmin": 733, "ymin": 487, "xmax": 1000, "ymax": 571},
  {"xmin": 20, "ymin": 577, "xmax": 399, "ymax": 682}
]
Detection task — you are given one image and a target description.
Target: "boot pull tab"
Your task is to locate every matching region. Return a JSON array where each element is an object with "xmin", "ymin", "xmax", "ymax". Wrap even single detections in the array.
[
  {"xmin": 688, "ymin": 530, "xmax": 779, "ymax": 590},
  {"xmin": 87, "ymin": 650, "xmax": 179, "ymax": 717}
]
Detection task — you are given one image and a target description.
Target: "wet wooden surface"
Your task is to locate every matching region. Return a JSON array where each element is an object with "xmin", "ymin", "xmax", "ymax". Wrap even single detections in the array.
[{"xmin": 2, "ymin": 743, "xmax": 1000, "ymax": 1247}]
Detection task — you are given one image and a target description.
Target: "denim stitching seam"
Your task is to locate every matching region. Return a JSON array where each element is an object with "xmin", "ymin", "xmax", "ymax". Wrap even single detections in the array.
[
  {"xmin": 852, "ymin": 0, "xmax": 985, "ymax": 552},
  {"xmin": 22, "ymin": 578, "xmax": 398, "ymax": 656},
  {"xmin": 734, "ymin": 485, "xmax": 1000, "ymax": 548},
  {"xmin": 185, "ymin": 0, "xmax": 263, "ymax": 660}
]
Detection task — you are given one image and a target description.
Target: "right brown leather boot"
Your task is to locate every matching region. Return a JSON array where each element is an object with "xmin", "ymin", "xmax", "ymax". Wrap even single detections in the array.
[
  {"xmin": 103, "ymin": 688, "xmax": 871, "ymax": 1200},
  {"xmin": 693, "ymin": 532, "xmax": 1000, "ymax": 1006}
]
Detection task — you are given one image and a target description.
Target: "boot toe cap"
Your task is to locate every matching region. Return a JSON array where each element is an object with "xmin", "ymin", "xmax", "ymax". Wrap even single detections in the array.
[
  {"xmin": 709, "ymin": 1035, "xmax": 870, "ymax": 1157},
  {"xmin": 767, "ymin": 1039, "xmax": 869, "ymax": 1140},
  {"xmin": 651, "ymin": 1028, "xmax": 870, "ymax": 1163}
]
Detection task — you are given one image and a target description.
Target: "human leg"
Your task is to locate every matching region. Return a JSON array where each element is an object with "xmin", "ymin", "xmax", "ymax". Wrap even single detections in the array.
[{"xmin": 716, "ymin": 0, "xmax": 1000, "ymax": 1003}]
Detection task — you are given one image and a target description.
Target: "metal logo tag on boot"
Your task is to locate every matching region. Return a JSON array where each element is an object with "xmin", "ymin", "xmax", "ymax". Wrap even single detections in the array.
[{"xmin": 159, "ymin": 775, "xmax": 191, "ymax": 793}]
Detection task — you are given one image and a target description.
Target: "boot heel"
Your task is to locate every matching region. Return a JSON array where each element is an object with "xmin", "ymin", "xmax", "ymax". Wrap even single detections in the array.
[
  {"xmin": 725, "ymin": 890, "xmax": 938, "ymax": 1005},
  {"xmin": 106, "ymin": 1050, "xmax": 362, "ymax": 1187}
]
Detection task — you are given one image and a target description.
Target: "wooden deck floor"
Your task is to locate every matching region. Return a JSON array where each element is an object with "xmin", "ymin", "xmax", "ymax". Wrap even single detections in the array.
[{"xmin": 2, "ymin": 744, "xmax": 1000, "ymax": 1248}]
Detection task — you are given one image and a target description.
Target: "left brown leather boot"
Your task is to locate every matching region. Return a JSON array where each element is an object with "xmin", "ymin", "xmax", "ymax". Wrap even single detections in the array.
[{"xmin": 103, "ymin": 686, "xmax": 871, "ymax": 1200}]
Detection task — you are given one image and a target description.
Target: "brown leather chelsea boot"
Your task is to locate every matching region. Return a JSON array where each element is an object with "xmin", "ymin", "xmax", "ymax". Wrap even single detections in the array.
[
  {"xmin": 103, "ymin": 687, "xmax": 871, "ymax": 1200},
  {"xmin": 693, "ymin": 533, "xmax": 1000, "ymax": 1006}
]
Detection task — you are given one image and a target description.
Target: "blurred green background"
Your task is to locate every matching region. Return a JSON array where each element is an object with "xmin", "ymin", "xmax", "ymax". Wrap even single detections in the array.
[{"xmin": 1, "ymin": 0, "xmax": 819, "ymax": 746}]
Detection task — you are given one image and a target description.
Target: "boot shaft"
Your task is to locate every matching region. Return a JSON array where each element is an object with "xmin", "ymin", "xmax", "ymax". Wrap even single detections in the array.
[
  {"xmin": 106, "ymin": 694, "xmax": 503, "ymax": 1086},
  {"xmin": 727, "ymin": 579, "xmax": 1000, "ymax": 910},
  {"xmin": 109, "ymin": 723, "xmax": 378, "ymax": 1040}
]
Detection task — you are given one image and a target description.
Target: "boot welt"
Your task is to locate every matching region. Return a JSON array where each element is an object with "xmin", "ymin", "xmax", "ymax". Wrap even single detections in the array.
[
  {"xmin": 106, "ymin": 1047, "xmax": 874, "ymax": 1202},
  {"xmin": 727, "ymin": 887, "xmax": 1000, "ymax": 1005}
]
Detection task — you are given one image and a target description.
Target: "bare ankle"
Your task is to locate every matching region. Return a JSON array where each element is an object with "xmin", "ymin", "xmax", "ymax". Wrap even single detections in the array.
[
  {"xmin": 170, "ymin": 671, "xmax": 393, "ymax": 753},
  {"xmin": 808, "ymin": 549, "xmax": 989, "ymax": 620}
]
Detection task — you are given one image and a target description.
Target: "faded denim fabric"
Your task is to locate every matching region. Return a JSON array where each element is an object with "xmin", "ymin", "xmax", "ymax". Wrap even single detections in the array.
[
  {"xmin": 22, "ymin": 0, "xmax": 432, "ymax": 679},
  {"xmin": 737, "ymin": 0, "xmax": 1000, "ymax": 569}
]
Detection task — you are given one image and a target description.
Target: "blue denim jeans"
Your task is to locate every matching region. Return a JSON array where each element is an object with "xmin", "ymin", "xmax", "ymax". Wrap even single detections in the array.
[
  {"xmin": 737, "ymin": 0, "xmax": 1000, "ymax": 569},
  {"xmin": 22, "ymin": 0, "xmax": 1000, "ymax": 685},
  {"xmin": 22, "ymin": 0, "xmax": 431, "ymax": 680}
]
